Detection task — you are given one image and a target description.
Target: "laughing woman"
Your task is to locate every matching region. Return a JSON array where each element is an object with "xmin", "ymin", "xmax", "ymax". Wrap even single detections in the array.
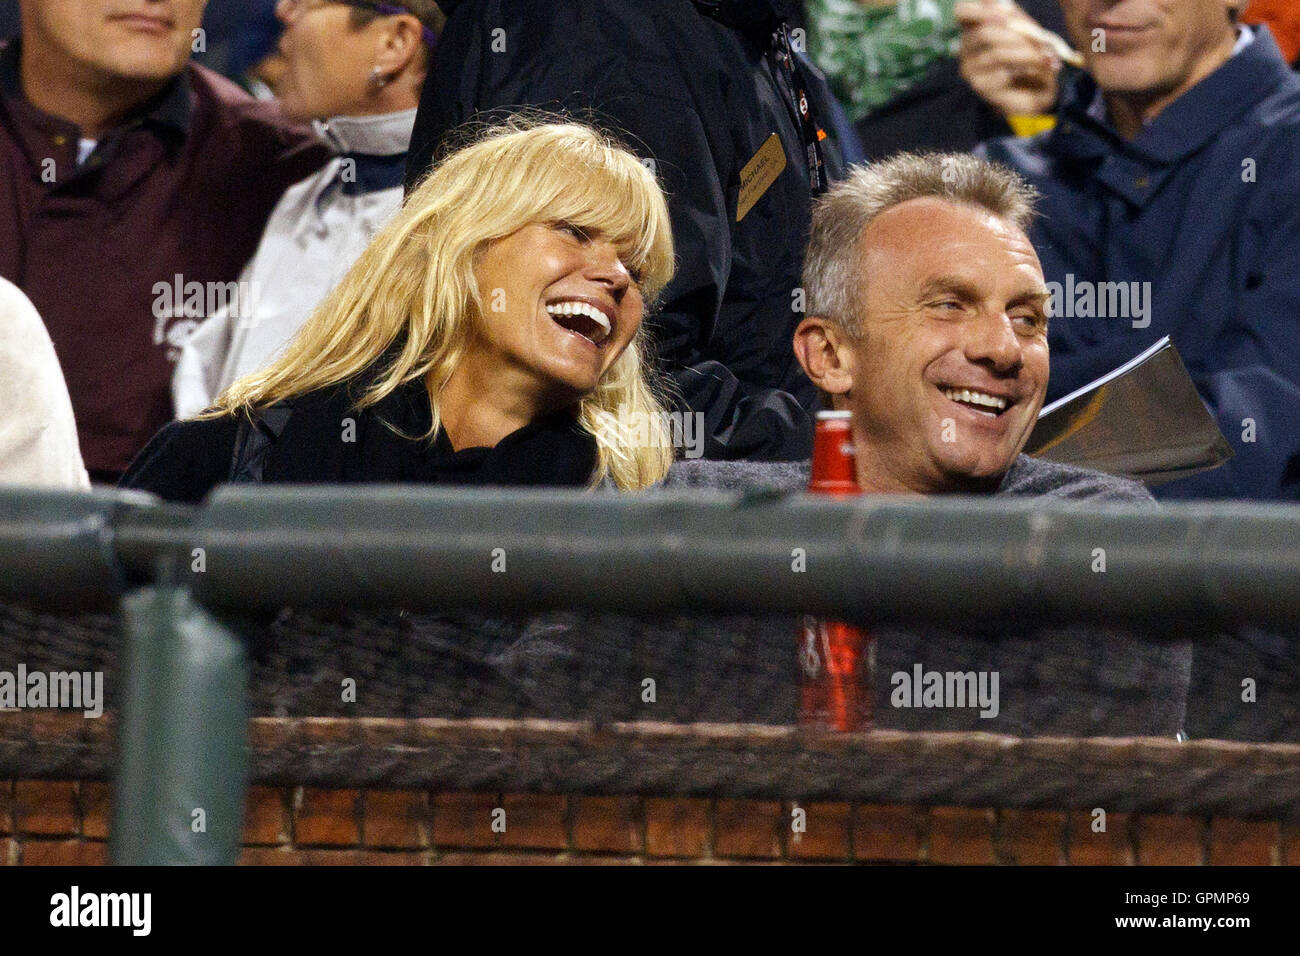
[{"xmin": 120, "ymin": 120, "xmax": 676, "ymax": 502}]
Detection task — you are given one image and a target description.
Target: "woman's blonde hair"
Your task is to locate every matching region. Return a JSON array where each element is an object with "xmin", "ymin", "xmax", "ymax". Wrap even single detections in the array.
[{"xmin": 210, "ymin": 117, "xmax": 678, "ymax": 490}]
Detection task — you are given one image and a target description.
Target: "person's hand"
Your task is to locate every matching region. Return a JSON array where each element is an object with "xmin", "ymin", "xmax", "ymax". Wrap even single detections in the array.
[{"xmin": 956, "ymin": 0, "xmax": 1062, "ymax": 119}]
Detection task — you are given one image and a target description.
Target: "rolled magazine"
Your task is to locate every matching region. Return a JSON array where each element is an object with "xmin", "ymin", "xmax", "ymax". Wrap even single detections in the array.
[{"xmin": 1025, "ymin": 336, "xmax": 1233, "ymax": 486}]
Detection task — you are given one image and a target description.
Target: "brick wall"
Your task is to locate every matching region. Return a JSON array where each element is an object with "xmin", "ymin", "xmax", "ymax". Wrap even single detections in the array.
[{"xmin": 3, "ymin": 781, "xmax": 1297, "ymax": 865}]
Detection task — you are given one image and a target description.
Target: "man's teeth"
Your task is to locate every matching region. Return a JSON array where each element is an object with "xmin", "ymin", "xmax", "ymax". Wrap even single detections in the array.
[
  {"xmin": 546, "ymin": 301, "xmax": 611, "ymax": 343},
  {"xmin": 943, "ymin": 387, "xmax": 1008, "ymax": 411}
]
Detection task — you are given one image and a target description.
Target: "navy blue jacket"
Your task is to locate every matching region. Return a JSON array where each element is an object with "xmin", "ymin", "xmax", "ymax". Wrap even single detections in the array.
[{"xmin": 982, "ymin": 27, "xmax": 1300, "ymax": 501}]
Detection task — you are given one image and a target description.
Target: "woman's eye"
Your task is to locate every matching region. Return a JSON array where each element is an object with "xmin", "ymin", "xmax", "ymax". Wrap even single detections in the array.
[
  {"xmin": 556, "ymin": 221, "xmax": 588, "ymax": 242},
  {"xmin": 625, "ymin": 262, "xmax": 646, "ymax": 285}
]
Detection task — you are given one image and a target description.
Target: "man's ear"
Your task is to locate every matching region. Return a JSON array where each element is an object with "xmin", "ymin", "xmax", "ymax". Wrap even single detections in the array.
[
  {"xmin": 793, "ymin": 315, "xmax": 856, "ymax": 396},
  {"xmin": 373, "ymin": 15, "xmax": 425, "ymax": 79}
]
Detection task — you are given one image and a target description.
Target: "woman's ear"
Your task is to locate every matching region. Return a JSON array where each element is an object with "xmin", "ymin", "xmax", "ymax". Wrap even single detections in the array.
[{"xmin": 793, "ymin": 316, "xmax": 856, "ymax": 396}]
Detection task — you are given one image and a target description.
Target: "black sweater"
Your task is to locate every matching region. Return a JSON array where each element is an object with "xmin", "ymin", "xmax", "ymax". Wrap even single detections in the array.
[{"xmin": 119, "ymin": 377, "xmax": 598, "ymax": 503}]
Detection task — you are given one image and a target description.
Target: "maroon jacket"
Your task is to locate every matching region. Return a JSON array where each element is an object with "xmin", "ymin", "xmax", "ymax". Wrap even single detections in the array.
[{"xmin": 0, "ymin": 41, "xmax": 329, "ymax": 479}]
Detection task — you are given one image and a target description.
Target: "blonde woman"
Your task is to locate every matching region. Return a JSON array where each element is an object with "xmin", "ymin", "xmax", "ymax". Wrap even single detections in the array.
[{"xmin": 121, "ymin": 120, "xmax": 676, "ymax": 502}]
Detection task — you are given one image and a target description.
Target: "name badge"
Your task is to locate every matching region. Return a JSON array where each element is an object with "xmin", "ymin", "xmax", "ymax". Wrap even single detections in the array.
[{"xmin": 736, "ymin": 132, "xmax": 787, "ymax": 222}]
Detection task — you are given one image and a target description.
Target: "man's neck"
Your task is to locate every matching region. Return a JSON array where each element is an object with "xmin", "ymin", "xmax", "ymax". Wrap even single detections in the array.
[
  {"xmin": 19, "ymin": 43, "xmax": 170, "ymax": 139},
  {"xmin": 1104, "ymin": 30, "xmax": 1239, "ymax": 141},
  {"xmin": 362, "ymin": 76, "xmax": 422, "ymax": 118},
  {"xmin": 852, "ymin": 444, "xmax": 1004, "ymax": 496},
  {"xmin": 300, "ymin": 89, "xmax": 421, "ymax": 125}
]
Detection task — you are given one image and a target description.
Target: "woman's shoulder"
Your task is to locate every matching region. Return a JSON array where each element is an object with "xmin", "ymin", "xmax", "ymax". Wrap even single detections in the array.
[{"xmin": 118, "ymin": 415, "xmax": 243, "ymax": 504}]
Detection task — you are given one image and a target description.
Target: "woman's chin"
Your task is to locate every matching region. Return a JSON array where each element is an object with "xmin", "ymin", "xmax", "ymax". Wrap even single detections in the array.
[{"xmin": 537, "ymin": 353, "xmax": 608, "ymax": 399}]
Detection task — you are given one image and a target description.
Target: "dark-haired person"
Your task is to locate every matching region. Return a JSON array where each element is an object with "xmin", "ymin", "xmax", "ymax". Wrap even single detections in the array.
[
  {"xmin": 123, "ymin": 121, "xmax": 677, "ymax": 500},
  {"xmin": 0, "ymin": 0, "xmax": 329, "ymax": 484},
  {"xmin": 174, "ymin": 0, "xmax": 444, "ymax": 416},
  {"xmin": 405, "ymin": 0, "xmax": 854, "ymax": 463}
]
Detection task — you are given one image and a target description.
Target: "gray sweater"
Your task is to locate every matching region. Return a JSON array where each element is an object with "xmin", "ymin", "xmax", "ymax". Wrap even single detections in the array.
[
  {"xmin": 654, "ymin": 453, "xmax": 1189, "ymax": 738},
  {"xmin": 663, "ymin": 453, "xmax": 1155, "ymax": 502}
]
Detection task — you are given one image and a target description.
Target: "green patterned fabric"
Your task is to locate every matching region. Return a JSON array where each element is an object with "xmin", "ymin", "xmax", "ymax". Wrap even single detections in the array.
[{"xmin": 805, "ymin": 0, "xmax": 959, "ymax": 123}]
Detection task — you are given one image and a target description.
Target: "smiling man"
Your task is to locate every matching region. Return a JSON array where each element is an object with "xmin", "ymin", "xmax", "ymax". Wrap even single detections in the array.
[
  {"xmin": 794, "ymin": 158, "xmax": 1052, "ymax": 495},
  {"xmin": 795, "ymin": 152, "xmax": 1146, "ymax": 499},
  {"xmin": 667, "ymin": 152, "xmax": 1149, "ymax": 502},
  {"xmin": 658, "ymin": 154, "xmax": 1193, "ymax": 739},
  {"xmin": 0, "ymin": 0, "xmax": 328, "ymax": 482}
]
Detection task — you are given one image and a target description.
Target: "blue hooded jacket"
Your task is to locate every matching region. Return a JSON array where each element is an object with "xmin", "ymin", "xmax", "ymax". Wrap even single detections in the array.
[{"xmin": 982, "ymin": 27, "xmax": 1300, "ymax": 501}]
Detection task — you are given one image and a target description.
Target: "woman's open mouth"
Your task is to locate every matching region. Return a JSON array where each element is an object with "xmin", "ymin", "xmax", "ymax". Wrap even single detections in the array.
[{"xmin": 546, "ymin": 300, "xmax": 612, "ymax": 346}]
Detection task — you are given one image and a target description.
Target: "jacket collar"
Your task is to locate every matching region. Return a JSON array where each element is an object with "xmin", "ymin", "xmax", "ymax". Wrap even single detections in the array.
[
  {"xmin": 1051, "ymin": 25, "xmax": 1295, "ymax": 163},
  {"xmin": 1045, "ymin": 25, "xmax": 1297, "ymax": 207},
  {"xmin": 300, "ymin": 110, "xmax": 413, "ymax": 213},
  {"xmin": 315, "ymin": 108, "xmax": 416, "ymax": 157},
  {"xmin": 306, "ymin": 371, "xmax": 598, "ymax": 487}
]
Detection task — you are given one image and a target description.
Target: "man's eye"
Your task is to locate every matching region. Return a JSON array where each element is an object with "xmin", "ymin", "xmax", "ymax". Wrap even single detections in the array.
[
  {"xmin": 1013, "ymin": 312, "xmax": 1047, "ymax": 332},
  {"xmin": 931, "ymin": 300, "xmax": 963, "ymax": 312}
]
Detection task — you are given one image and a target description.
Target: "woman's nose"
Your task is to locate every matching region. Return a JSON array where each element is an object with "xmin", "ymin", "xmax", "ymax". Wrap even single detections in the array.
[{"xmin": 584, "ymin": 242, "xmax": 631, "ymax": 293}]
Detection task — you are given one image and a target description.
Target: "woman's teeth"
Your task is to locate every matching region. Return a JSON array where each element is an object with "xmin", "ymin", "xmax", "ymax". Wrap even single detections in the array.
[
  {"xmin": 943, "ymin": 387, "xmax": 1008, "ymax": 411},
  {"xmin": 546, "ymin": 301, "xmax": 612, "ymax": 344}
]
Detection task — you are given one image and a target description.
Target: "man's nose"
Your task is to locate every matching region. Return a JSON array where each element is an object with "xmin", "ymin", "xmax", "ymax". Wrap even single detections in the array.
[{"xmin": 964, "ymin": 312, "xmax": 1023, "ymax": 373}]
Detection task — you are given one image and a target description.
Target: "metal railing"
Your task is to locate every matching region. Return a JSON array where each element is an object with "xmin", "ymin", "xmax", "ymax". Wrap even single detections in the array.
[{"xmin": 3, "ymin": 484, "xmax": 1300, "ymax": 863}]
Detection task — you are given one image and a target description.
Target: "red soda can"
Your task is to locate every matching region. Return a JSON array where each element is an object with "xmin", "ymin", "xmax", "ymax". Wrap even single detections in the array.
[{"xmin": 799, "ymin": 410, "xmax": 874, "ymax": 731}]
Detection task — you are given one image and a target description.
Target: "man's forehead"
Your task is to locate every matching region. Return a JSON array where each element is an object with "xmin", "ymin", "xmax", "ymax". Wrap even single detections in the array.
[
  {"xmin": 858, "ymin": 197, "xmax": 1044, "ymax": 284},
  {"xmin": 861, "ymin": 196, "xmax": 1023, "ymax": 245}
]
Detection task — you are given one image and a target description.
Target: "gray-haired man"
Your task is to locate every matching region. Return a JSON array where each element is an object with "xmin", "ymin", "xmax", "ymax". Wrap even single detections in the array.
[
  {"xmin": 671, "ymin": 152, "xmax": 1146, "ymax": 502},
  {"xmin": 665, "ymin": 154, "xmax": 1190, "ymax": 737}
]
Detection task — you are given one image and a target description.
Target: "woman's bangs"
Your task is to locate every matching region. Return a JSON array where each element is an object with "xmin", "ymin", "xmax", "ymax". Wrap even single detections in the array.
[{"xmin": 540, "ymin": 153, "xmax": 668, "ymax": 284}]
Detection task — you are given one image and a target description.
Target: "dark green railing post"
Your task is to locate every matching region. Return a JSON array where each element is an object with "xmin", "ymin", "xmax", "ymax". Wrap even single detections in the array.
[{"xmin": 110, "ymin": 585, "xmax": 248, "ymax": 865}]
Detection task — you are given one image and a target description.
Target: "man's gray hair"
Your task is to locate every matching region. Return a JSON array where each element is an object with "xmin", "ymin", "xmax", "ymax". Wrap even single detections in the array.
[{"xmin": 803, "ymin": 153, "xmax": 1040, "ymax": 336}]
